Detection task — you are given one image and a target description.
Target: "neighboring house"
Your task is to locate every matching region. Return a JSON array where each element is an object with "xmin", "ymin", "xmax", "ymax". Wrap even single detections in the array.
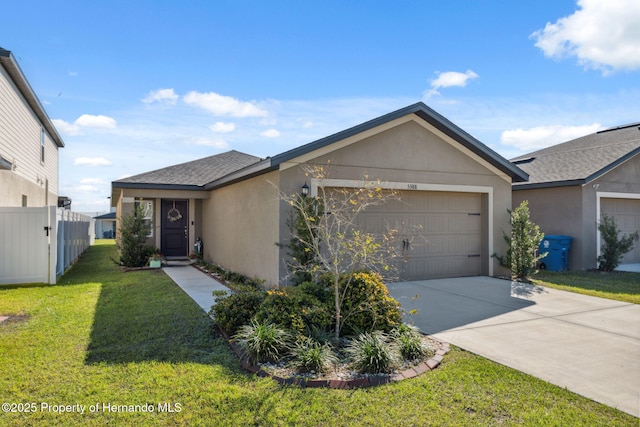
[
  {"xmin": 0, "ymin": 48, "xmax": 65, "ymax": 207},
  {"xmin": 111, "ymin": 102, "xmax": 528, "ymax": 286},
  {"xmin": 94, "ymin": 211, "xmax": 116, "ymax": 238},
  {"xmin": 0, "ymin": 48, "xmax": 92, "ymax": 285},
  {"xmin": 512, "ymin": 123, "xmax": 640, "ymax": 270}
]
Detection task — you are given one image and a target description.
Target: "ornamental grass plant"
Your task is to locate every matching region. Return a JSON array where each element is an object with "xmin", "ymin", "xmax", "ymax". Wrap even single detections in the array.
[
  {"xmin": 289, "ymin": 337, "xmax": 338, "ymax": 373},
  {"xmin": 345, "ymin": 331, "xmax": 401, "ymax": 374},
  {"xmin": 233, "ymin": 320, "xmax": 292, "ymax": 364},
  {"xmin": 392, "ymin": 323, "xmax": 433, "ymax": 361}
]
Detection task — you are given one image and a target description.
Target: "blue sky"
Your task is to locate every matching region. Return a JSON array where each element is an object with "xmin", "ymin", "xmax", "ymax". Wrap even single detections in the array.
[{"xmin": 2, "ymin": 0, "xmax": 639, "ymax": 213}]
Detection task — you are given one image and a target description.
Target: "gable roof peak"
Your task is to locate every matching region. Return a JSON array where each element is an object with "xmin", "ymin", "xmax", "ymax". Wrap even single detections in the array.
[{"xmin": 268, "ymin": 102, "xmax": 527, "ymax": 183}]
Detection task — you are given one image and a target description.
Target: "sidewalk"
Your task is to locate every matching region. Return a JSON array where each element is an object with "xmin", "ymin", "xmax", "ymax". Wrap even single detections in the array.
[{"xmin": 162, "ymin": 263, "xmax": 230, "ymax": 313}]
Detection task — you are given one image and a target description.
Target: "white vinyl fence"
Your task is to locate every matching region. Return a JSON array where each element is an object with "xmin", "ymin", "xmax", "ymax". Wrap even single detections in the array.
[{"xmin": 0, "ymin": 206, "xmax": 93, "ymax": 285}]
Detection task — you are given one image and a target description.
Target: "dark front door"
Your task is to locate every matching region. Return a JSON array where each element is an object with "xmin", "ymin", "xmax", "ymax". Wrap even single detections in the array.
[{"xmin": 162, "ymin": 200, "xmax": 188, "ymax": 257}]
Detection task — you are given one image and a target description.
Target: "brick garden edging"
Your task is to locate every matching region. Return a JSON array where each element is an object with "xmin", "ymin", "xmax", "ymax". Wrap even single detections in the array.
[{"xmin": 220, "ymin": 328, "xmax": 450, "ymax": 389}]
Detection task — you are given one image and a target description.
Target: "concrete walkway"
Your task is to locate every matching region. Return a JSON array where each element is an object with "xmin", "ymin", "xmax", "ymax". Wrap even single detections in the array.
[
  {"xmin": 616, "ymin": 263, "xmax": 640, "ymax": 273},
  {"xmin": 388, "ymin": 277, "xmax": 640, "ymax": 417},
  {"xmin": 162, "ymin": 264, "xmax": 230, "ymax": 313}
]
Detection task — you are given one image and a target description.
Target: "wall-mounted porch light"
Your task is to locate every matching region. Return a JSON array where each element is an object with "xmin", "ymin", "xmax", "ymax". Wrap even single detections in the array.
[{"xmin": 301, "ymin": 181, "xmax": 310, "ymax": 197}]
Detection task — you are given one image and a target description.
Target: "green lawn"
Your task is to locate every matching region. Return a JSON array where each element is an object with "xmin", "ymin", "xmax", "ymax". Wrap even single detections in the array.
[
  {"xmin": 532, "ymin": 270, "xmax": 640, "ymax": 304},
  {"xmin": 0, "ymin": 241, "xmax": 636, "ymax": 426}
]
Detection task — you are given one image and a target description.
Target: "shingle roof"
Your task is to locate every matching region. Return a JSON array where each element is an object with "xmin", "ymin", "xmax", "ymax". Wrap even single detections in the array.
[
  {"xmin": 94, "ymin": 212, "xmax": 116, "ymax": 220},
  {"xmin": 203, "ymin": 102, "xmax": 529, "ymax": 190},
  {"xmin": 113, "ymin": 150, "xmax": 261, "ymax": 189},
  {"xmin": 511, "ymin": 123, "xmax": 640, "ymax": 189},
  {"xmin": 112, "ymin": 103, "xmax": 528, "ymax": 195}
]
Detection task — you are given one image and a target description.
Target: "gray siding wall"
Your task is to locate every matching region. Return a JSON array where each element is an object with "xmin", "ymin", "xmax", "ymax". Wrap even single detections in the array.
[{"xmin": 0, "ymin": 64, "xmax": 59, "ymax": 207}]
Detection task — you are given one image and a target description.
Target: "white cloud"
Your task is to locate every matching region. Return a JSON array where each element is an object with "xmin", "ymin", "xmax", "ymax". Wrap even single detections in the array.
[
  {"xmin": 531, "ymin": 0, "xmax": 640, "ymax": 73},
  {"xmin": 209, "ymin": 122, "xmax": 236, "ymax": 133},
  {"xmin": 260, "ymin": 128, "xmax": 280, "ymax": 138},
  {"xmin": 74, "ymin": 157, "xmax": 112, "ymax": 166},
  {"xmin": 54, "ymin": 114, "xmax": 117, "ymax": 136},
  {"xmin": 424, "ymin": 70, "xmax": 478, "ymax": 98},
  {"xmin": 52, "ymin": 119, "xmax": 82, "ymax": 136},
  {"xmin": 142, "ymin": 88, "xmax": 179, "ymax": 105},
  {"xmin": 187, "ymin": 137, "xmax": 229, "ymax": 149},
  {"xmin": 68, "ymin": 71, "xmax": 79, "ymax": 77},
  {"xmin": 183, "ymin": 91, "xmax": 268, "ymax": 117},
  {"xmin": 75, "ymin": 114, "xmax": 117, "ymax": 129},
  {"xmin": 75, "ymin": 184, "xmax": 99, "ymax": 192},
  {"xmin": 500, "ymin": 123, "xmax": 603, "ymax": 151},
  {"xmin": 80, "ymin": 177, "xmax": 106, "ymax": 185}
]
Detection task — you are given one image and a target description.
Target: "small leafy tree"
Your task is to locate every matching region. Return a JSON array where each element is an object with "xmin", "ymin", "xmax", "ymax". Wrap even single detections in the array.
[
  {"xmin": 597, "ymin": 215, "xmax": 639, "ymax": 272},
  {"xmin": 278, "ymin": 165, "xmax": 403, "ymax": 339},
  {"xmin": 116, "ymin": 202, "xmax": 153, "ymax": 267},
  {"xmin": 494, "ymin": 200, "xmax": 546, "ymax": 280}
]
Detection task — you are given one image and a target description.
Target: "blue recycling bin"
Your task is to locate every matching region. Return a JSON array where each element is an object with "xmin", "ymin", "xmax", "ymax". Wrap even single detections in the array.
[{"xmin": 539, "ymin": 235, "xmax": 573, "ymax": 271}]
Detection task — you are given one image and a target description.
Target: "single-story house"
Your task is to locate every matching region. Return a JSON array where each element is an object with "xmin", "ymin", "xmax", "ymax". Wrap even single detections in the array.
[
  {"xmin": 94, "ymin": 211, "xmax": 116, "ymax": 238},
  {"xmin": 512, "ymin": 123, "xmax": 640, "ymax": 270},
  {"xmin": 111, "ymin": 102, "xmax": 528, "ymax": 286}
]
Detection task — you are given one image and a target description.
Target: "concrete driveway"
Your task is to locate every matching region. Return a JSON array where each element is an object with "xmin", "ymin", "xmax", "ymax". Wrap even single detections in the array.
[{"xmin": 387, "ymin": 276, "xmax": 640, "ymax": 417}]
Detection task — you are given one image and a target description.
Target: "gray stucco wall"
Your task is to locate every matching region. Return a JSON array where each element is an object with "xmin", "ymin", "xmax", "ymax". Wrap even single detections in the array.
[
  {"xmin": 512, "ymin": 186, "xmax": 584, "ymax": 269},
  {"xmin": 203, "ymin": 171, "xmax": 281, "ymax": 286},
  {"xmin": 278, "ymin": 119, "xmax": 514, "ymax": 281}
]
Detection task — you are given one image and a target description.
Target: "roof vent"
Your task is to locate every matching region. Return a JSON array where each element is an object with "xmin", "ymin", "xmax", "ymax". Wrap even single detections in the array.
[
  {"xmin": 513, "ymin": 157, "xmax": 535, "ymax": 165},
  {"xmin": 597, "ymin": 122, "xmax": 640, "ymax": 134}
]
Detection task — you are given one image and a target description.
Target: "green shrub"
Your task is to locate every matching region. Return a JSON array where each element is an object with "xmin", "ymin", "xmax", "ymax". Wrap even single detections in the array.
[
  {"xmin": 210, "ymin": 291, "xmax": 266, "ymax": 335},
  {"xmin": 255, "ymin": 286, "xmax": 332, "ymax": 337},
  {"xmin": 296, "ymin": 281, "xmax": 331, "ymax": 302},
  {"xmin": 289, "ymin": 338, "xmax": 337, "ymax": 373},
  {"xmin": 116, "ymin": 203, "xmax": 153, "ymax": 267},
  {"xmin": 233, "ymin": 320, "xmax": 292, "ymax": 364},
  {"xmin": 392, "ymin": 324, "xmax": 432, "ymax": 360},
  {"xmin": 598, "ymin": 215, "xmax": 639, "ymax": 272},
  {"xmin": 322, "ymin": 271, "xmax": 401, "ymax": 336},
  {"xmin": 346, "ymin": 331, "xmax": 400, "ymax": 374},
  {"xmin": 494, "ymin": 200, "xmax": 546, "ymax": 280}
]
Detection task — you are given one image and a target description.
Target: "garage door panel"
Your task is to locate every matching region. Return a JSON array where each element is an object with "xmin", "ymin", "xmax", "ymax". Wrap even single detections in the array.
[
  {"xmin": 422, "ymin": 256, "xmax": 482, "ymax": 279},
  {"xmin": 448, "ymin": 234, "xmax": 481, "ymax": 254},
  {"xmin": 602, "ymin": 198, "xmax": 640, "ymax": 264},
  {"xmin": 354, "ymin": 190, "xmax": 483, "ymax": 280}
]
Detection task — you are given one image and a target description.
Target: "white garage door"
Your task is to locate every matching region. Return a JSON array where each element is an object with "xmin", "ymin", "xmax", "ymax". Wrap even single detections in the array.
[
  {"xmin": 601, "ymin": 198, "xmax": 640, "ymax": 264},
  {"xmin": 356, "ymin": 191, "xmax": 483, "ymax": 280}
]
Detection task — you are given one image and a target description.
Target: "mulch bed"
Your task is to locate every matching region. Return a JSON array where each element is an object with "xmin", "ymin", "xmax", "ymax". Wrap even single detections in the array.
[{"xmin": 218, "ymin": 326, "xmax": 450, "ymax": 390}]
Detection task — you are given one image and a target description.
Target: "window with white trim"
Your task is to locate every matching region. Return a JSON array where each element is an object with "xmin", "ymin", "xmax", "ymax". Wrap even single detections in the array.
[{"xmin": 135, "ymin": 200, "xmax": 154, "ymax": 237}]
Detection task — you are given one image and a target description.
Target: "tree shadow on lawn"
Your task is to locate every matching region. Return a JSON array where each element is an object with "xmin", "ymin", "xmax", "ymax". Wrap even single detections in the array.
[{"xmin": 84, "ymin": 272, "xmax": 235, "ymax": 367}]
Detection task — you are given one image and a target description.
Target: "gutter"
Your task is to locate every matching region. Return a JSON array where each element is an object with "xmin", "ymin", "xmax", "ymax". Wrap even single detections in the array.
[{"xmin": 0, "ymin": 48, "xmax": 65, "ymax": 148}]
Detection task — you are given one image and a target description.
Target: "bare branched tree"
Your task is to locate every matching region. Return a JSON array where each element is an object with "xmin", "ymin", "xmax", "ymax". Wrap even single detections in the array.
[{"xmin": 278, "ymin": 164, "xmax": 405, "ymax": 338}]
